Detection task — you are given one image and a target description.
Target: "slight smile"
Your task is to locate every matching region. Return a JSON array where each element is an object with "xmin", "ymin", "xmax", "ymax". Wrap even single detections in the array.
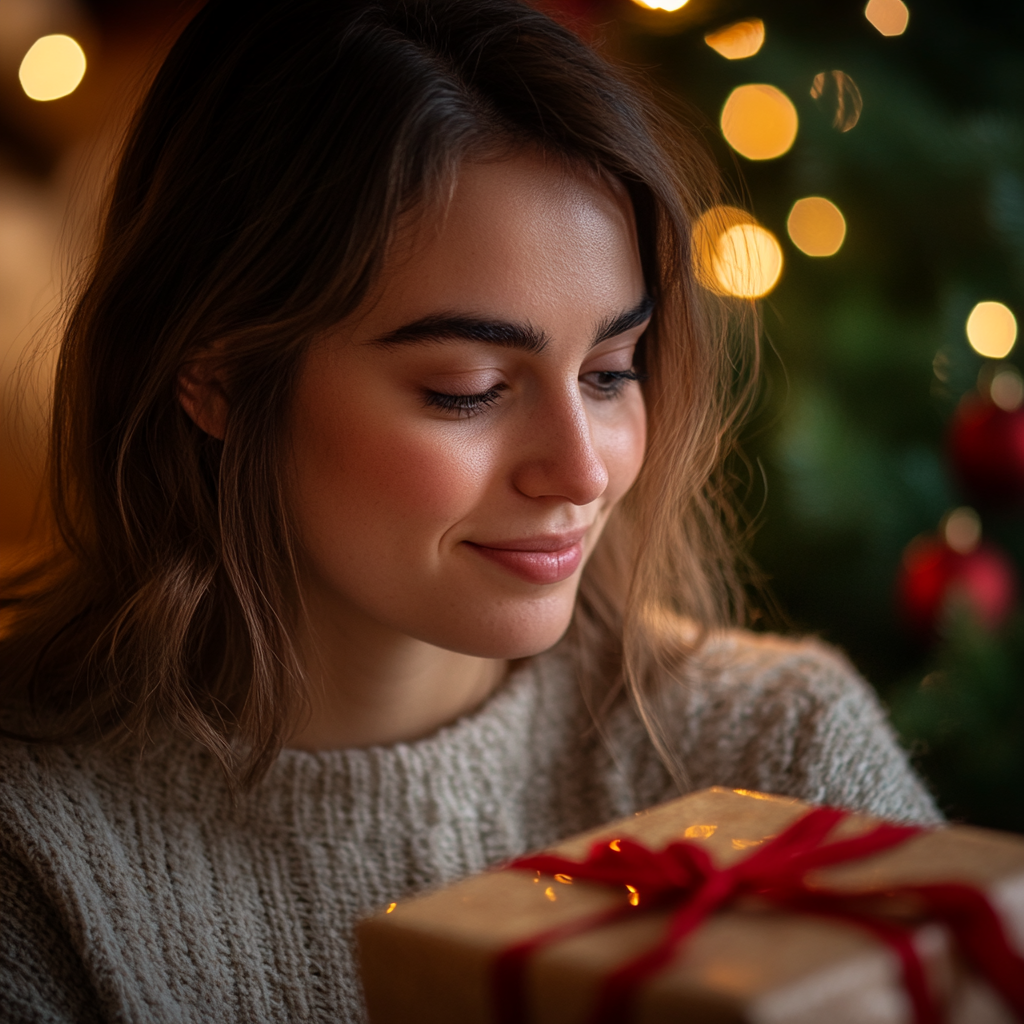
[{"xmin": 464, "ymin": 531, "xmax": 589, "ymax": 585}]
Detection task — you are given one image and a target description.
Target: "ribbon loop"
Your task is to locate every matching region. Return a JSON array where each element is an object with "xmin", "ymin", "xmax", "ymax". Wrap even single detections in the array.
[{"xmin": 494, "ymin": 807, "xmax": 1024, "ymax": 1024}]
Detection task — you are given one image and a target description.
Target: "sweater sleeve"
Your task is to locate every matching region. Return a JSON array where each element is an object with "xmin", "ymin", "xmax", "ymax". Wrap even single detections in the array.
[
  {"xmin": 0, "ymin": 847, "xmax": 104, "ymax": 1024},
  {"xmin": 765, "ymin": 640, "xmax": 943, "ymax": 824},
  {"xmin": 638, "ymin": 631, "xmax": 945, "ymax": 826}
]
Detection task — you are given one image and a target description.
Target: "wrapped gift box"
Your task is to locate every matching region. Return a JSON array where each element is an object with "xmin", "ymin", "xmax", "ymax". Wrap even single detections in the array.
[{"xmin": 357, "ymin": 787, "xmax": 1024, "ymax": 1024}]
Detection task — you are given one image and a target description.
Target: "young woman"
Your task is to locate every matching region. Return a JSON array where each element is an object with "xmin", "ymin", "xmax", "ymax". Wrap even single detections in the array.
[{"xmin": 0, "ymin": 0, "xmax": 939, "ymax": 1020}]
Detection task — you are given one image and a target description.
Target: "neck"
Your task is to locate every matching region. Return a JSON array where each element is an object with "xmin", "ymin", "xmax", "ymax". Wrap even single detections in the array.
[{"xmin": 285, "ymin": 588, "xmax": 508, "ymax": 751}]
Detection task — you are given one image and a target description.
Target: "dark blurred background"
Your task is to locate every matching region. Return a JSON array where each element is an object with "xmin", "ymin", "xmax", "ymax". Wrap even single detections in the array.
[{"xmin": 1, "ymin": 0, "xmax": 1021, "ymax": 830}]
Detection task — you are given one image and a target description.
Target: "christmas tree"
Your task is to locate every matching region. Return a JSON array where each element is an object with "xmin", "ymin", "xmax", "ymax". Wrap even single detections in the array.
[{"xmin": 590, "ymin": 0, "xmax": 1024, "ymax": 830}]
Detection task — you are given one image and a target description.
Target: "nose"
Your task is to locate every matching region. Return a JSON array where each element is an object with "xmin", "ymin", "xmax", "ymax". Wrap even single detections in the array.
[{"xmin": 511, "ymin": 385, "xmax": 609, "ymax": 506}]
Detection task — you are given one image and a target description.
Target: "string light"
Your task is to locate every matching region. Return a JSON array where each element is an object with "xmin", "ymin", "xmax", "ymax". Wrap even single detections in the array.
[
  {"xmin": 693, "ymin": 206, "xmax": 784, "ymax": 299},
  {"xmin": 18, "ymin": 34, "xmax": 86, "ymax": 101},
  {"xmin": 787, "ymin": 197, "xmax": 847, "ymax": 257},
  {"xmin": 990, "ymin": 367, "xmax": 1024, "ymax": 412},
  {"xmin": 942, "ymin": 508, "xmax": 981, "ymax": 555},
  {"xmin": 865, "ymin": 0, "xmax": 909, "ymax": 37},
  {"xmin": 713, "ymin": 223, "xmax": 784, "ymax": 298},
  {"xmin": 631, "ymin": 0, "xmax": 689, "ymax": 11},
  {"xmin": 704, "ymin": 19, "xmax": 764, "ymax": 60},
  {"xmin": 721, "ymin": 84, "xmax": 798, "ymax": 161},
  {"xmin": 966, "ymin": 301, "xmax": 1017, "ymax": 359},
  {"xmin": 810, "ymin": 71, "xmax": 863, "ymax": 132}
]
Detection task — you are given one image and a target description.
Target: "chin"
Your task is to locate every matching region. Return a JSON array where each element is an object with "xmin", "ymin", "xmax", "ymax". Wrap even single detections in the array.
[{"xmin": 419, "ymin": 593, "xmax": 578, "ymax": 660}]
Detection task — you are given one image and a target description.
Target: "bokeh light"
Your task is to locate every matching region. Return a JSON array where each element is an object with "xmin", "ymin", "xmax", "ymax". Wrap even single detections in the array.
[
  {"xmin": 18, "ymin": 34, "xmax": 87, "ymax": 102},
  {"xmin": 693, "ymin": 205, "xmax": 753, "ymax": 290},
  {"xmin": 713, "ymin": 222, "xmax": 784, "ymax": 299},
  {"xmin": 720, "ymin": 85, "xmax": 798, "ymax": 161},
  {"xmin": 865, "ymin": 0, "xmax": 909, "ymax": 37},
  {"xmin": 631, "ymin": 0, "xmax": 689, "ymax": 11},
  {"xmin": 990, "ymin": 367, "xmax": 1024, "ymax": 412},
  {"xmin": 810, "ymin": 71, "xmax": 863, "ymax": 132},
  {"xmin": 943, "ymin": 507, "xmax": 981, "ymax": 555},
  {"xmin": 694, "ymin": 205, "xmax": 784, "ymax": 298},
  {"xmin": 966, "ymin": 301, "xmax": 1017, "ymax": 359},
  {"xmin": 787, "ymin": 197, "xmax": 847, "ymax": 257},
  {"xmin": 704, "ymin": 19, "xmax": 764, "ymax": 60}
]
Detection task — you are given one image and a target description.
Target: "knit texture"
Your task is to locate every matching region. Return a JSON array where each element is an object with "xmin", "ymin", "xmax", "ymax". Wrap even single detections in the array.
[{"xmin": 0, "ymin": 630, "xmax": 940, "ymax": 1024}]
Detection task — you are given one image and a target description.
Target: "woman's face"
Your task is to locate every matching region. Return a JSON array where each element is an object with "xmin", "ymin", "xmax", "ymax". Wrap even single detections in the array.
[{"xmin": 287, "ymin": 152, "xmax": 649, "ymax": 659}]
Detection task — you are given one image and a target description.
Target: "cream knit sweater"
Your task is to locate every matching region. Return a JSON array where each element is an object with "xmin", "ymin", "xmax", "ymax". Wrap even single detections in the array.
[{"xmin": 0, "ymin": 630, "xmax": 940, "ymax": 1024}]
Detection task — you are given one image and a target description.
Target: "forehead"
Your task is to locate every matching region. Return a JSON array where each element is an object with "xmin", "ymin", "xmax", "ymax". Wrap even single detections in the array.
[{"xmin": 350, "ymin": 152, "xmax": 645, "ymax": 338}]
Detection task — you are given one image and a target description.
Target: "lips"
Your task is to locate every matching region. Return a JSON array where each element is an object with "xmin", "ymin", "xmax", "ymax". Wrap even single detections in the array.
[{"xmin": 464, "ymin": 530, "xmax": 589, "ymax": 585}]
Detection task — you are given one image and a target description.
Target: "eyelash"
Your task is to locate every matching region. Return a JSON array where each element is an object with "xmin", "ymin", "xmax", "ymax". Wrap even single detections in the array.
[
  {"xmin": 423, "ymin": 370, "xmax": 645, "ymax": 417},
  {"xmin": 586, "ymin": 369, "xmax": 646, "ymax": 397},
  {"xmin": 424, "ymin": 386, "xmax": 506, "ymax": 415}
]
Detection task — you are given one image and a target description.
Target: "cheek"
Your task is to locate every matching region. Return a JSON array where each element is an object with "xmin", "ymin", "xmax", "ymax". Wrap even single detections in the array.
[
  {"xmin": 289, "ymin": 383, "xmax": 498, "ymax": 539},
  {"xmin": 597, "ymin": 394, "xmax": 647, "ymax": 501}
]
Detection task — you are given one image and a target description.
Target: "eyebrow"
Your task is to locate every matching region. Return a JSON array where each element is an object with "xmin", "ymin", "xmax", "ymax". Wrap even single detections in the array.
[
  {"xmin": 593, "ymin": 294, "xmax": 656, "ymax": 346},
  {"xmin": 371, "ymin": 294, "xmax": 655, "ymax": 354}
]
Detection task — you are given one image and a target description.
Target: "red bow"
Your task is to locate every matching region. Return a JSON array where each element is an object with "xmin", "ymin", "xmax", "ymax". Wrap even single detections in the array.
[{"xmin": 492, "ymin": 806, "xmax": 1024, "ymax": 1024}]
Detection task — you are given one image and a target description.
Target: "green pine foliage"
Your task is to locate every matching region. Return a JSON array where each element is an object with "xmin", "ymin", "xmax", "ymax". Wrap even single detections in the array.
[
  {"xmin": 615, "ymin": 0, "xmax": 1024, "ymax": 829},
  {"xmin": 889, "ymin": 609, "xmax": 1024, "ymax": 832}
]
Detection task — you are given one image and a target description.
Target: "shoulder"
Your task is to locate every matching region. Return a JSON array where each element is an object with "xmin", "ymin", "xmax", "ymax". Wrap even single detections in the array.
[
  {"xmin": 0, "ymin": 737, "xmax": 142, "ymax": 827},
  {"xmin": 620, "ymin": 628, "xmax": 942, "ymax": 825},
  {"xmin": 0, "ymin": 740, "xmax": 100, "ymax": 839},
  {"xmin": 0, "ymin": 733, "xmax": 218, "ymax": 876},
  {"xmin": 0, "ymin": 741, "xmax": 131, "ymax": 1021},
  {"xmin": 682, "ymin": 628, "xmax": 882, "ymax": 723}
]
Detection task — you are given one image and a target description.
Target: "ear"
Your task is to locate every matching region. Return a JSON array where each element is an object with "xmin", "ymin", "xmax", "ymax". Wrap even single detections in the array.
[{"xmin": 177, "ymin": 357, "xmax": 229, "ymax": 441}]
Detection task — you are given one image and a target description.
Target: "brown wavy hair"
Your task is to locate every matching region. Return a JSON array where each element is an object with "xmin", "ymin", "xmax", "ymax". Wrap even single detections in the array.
[{"xmin": 0, "ymin": 0, "xmax": 757, "ymax": 787}]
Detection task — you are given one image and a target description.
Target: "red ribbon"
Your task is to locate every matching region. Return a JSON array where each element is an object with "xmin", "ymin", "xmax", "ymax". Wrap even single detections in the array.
[{"xmin": 492, "ymin": 806, "xmax": 1024, "ymax": 1024}]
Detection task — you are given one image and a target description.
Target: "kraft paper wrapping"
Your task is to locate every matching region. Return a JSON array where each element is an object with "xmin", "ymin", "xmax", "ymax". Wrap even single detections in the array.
[{"xmin": 356, "ymin": 787, "xmax": 1024, "ymax": 1024}]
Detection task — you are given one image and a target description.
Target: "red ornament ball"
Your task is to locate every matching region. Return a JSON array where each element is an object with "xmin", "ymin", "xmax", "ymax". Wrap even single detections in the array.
[
  {"xmin": 947, "ymin": 392, "xmax": 1024, "ymax": 507},
  {"xmin": 896, "ymin": 534, "xmax": 1017, "ymax": 636}
]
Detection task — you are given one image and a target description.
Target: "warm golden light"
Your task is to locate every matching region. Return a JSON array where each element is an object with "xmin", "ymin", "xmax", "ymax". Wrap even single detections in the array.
[
  {"xmin": 18, "ymin": 35, "xmax": 86, "ymax": 101},
  {"xmin": 720, "ymin": 84, "xmax": 798, "ymax": 161},
  {"xmin": 810, "ymin": 71, "xmax": 863, "ymax": 132},
  {"xmin": 865, "ymin": 0, "xmax": 909, "ymax": 36},
  {"xmin": 386, "ymin": 902, "xmax": 397, "ymax": 913},
  {"xmin": 625, "ymin": 885, "xmax": 640, "ymax": 906},
  {"xmin": 554, "ymin": 873, "xmax": 573, "ymax": 884},
  {"xmin": 544, "ymin": 886, "xmax": 556, "ymax": 901},
  {"xmin": 609, "ymin": 838, "xmax": 622, "ymax": 851},
  {"xmin": 704, "ymin": 19, "xmax": 764, "ymax": 60},
  {"xmin": 684, "ymin": 824, "xmax": 718, "ymax": 839},
  {"xmin": 631, "ymin": 0, "xmax": 690, "ymax": 11},
  {"xmin": 713, "ymin": 223, "xmax": 784, "ymax": 298},
  {"xmin": 787, "ymin": 197, "xmax": 847, "ymax": 257},
  {"xmin": 943, "ymin": 507, "xmax": 981, "ymax": 555},
  {"xmin": 731, "ymin": 838, "xmax": 764, "ymax": 850},
  {"xmin": 966, "ymin": 301, "xmax": 1017, "ymax": 359},
  {"xmin": 693, "ymin": 204, "xmax": 754, "ymax": 290},
  {"xmin": 693, "ymin": 206, "xmax": 784, "ymax": 298}
]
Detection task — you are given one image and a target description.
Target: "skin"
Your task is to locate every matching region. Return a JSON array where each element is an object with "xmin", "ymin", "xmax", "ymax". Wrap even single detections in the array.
[{"xmin": 179, "ymin": 151, "xmax": 649, "ymax": 749}]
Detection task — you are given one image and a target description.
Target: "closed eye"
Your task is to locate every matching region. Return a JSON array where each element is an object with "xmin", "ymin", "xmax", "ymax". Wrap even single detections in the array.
[
  {"xmin": 582, "ymin": 369, "xmax": 646, "ymax": 399},
  {"xmin": 423, "ymin": 384, "xmax": 507, "ymax": 416}
]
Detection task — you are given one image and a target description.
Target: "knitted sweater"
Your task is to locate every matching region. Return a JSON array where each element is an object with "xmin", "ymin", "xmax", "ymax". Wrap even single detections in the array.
[{"xmin": 0, "ymin": 630, "xmax": 940, "ymax": 1024}]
